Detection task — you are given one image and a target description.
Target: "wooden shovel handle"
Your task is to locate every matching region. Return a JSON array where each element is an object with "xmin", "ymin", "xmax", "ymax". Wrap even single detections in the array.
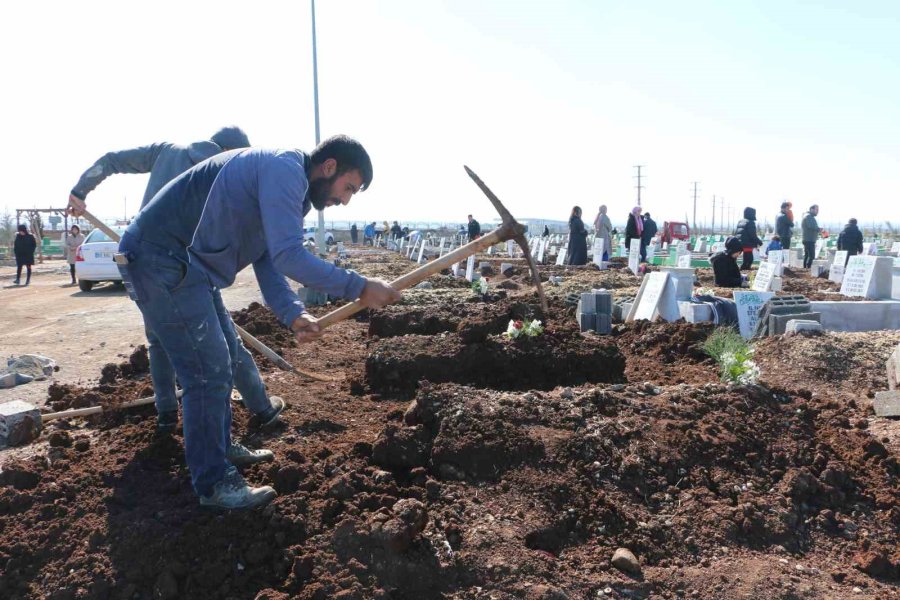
[
  {"xmin": 42, "ymin": 389, "xmax": 184, "ymax": 422},
  {"xmin": 316, "ymin": 228, "xmax": 508, "ymax": 330}
]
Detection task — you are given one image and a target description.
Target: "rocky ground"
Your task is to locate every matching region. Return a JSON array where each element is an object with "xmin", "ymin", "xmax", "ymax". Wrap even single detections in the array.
[{"xmin": 1, "ymin": 247, "xmax": 898, "ymax": 600}]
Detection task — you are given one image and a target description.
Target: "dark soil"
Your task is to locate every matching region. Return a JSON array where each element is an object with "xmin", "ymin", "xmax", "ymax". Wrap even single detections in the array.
[{"xmin": 2, "ymin": 246, "xmax": 898, "ymax": 600}]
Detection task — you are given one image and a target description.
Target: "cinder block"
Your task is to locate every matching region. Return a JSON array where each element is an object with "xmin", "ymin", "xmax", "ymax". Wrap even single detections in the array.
[
  {"xmin": 873, "ymin": 390, "xmax": 900, "ymax": 417},
  {"xmin": 580, "ymin": 292, "xmax": 597, "ymax": 314},
  {"xmin": 769, "ymin": 312, "xmax": 821, "ymax": 336},
  {"xmin": 595, "ymin": 314, "xmax": 612, "ymax": 334},
  {"xmin": 785, "ymin": 319, "xmax": 823, "ymax": 334},
  {"xmin": 578, "ymin": 312, "xmax": 596, "ymax": 332},
  {"xmin": 0, "ymin": 400, "xmax": 42, "ymax": 447},
  {"xmin": 593, "ymin": 291, "xmax": 613, "ymax": 314}
]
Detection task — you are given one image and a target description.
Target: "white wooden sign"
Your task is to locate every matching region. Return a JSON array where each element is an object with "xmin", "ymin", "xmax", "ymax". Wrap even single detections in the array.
[
  {"xmin": 465, "ymin": 255, "xmax": 476, "ymax": 282},
  {"xmin": 592, "ymin": 238, "xmax": 605, "ymax": 267},
  {"xmin": 627, "ymin": 272, "xmax": 679, "ymax": 322},
  {"xmin": 733, "ymin": 290, "xmax": 775, "ymax": 339},
  {"xmin": 829, "ymin": 263, "xmax": 845, "ymax": 284},
  {"xmin": 628, "ymin": 238, "xmax": 641, "ymax": 275},
  {"xmin": 840, "ymin": 255, "xmax": 876, "ymax": 298},
  {"xmin": 752, "ymin": 261, "xmax": 775, "ymax": 291},
  {"xmin": 556, "ymin": 246, "xmax": 567, "ymax": 266},
  {"xmin": 832, "ymin": 250, "xmax": 848, "ymax": 266}
]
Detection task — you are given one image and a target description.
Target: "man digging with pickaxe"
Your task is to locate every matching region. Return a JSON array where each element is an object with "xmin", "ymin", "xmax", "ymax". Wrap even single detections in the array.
[{"xmin": 70, "ymin": 135, "xmax": 401, "ymax": 510}]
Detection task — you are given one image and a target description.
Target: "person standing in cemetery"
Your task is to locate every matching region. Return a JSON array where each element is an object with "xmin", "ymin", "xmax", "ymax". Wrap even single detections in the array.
[
  {"xmin": 63, "ymin": 224, "xmax": 85, "ymax": 285},
  {"xmin": 65, "ymin": 126, "xmax": 286, "ymax": 438},
  {"xmin": 801, "ymin": 204, "xmax": 821, "ymax": 268},
  {"xmin": 81, "ymin": 135, "xmax": 400, "ymax": 509},
  {"xmin": 13, "ymin": 224, "xmax": 37, "ymax": 286},
  {"xmin": 625, "ymin": 206, "xmax": 643, "ymax": 261},
  {"xmin": 565, "ymin": 206, "xmax": 588, "ymax": 265},
  {"xmin": 710, "ymin": 237, "xmax": 744, "ymax": 288},
  {"xmin": 542, "ymin": 225, "xmax": 550, "ymax": 237},
  {"xmin": 765, "ymin": 234, "xmax": 782, "ymax": 258},
  {"xmin": 391, "ymin": 221, "xmax": 402, "ymax": 239},
  {"xmin": 776, "ymin": 201, "xmax": 794, "ymax": 250},
  {"xmin": 733, "ymin": 206, "xmax": 763, "ymax": 271},
  {"xmin": 382, "ymin": 221, "xmax": 391, "ymax": 239},
  {"xmin": 363, "ymin": 221, "xmax": 376, "ymax": 245},
  {"xmin": 640, "ymin": 212, "xmax": 658, "ymax": 262},
  {"xmin": 837, "ymin": 218, "xmax": 864, "ymax": 262},
  {"xmin": 350, "ymin": 223, "xmax": 358, "ymax": 244},
  {"xmin": 467, "ymin": 214, "xmax": 481, "ymax": 241},
  {"xmin": 593, "ymin": 204, "xmax": 612, "ymax": 262}
]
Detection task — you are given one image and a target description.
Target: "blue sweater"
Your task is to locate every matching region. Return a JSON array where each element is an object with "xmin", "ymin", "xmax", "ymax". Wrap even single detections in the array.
[{"xmin": 127, "ymin": 148, "xmax": 366, "ymax": 327}]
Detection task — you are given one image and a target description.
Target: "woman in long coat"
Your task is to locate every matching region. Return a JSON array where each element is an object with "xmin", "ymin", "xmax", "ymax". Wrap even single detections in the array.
[
  {"xmin": 565, "ymin": 206, "xmax": 588, "ymax": 265},
  {"xmin": 13, "ymin": 224, "xmax": 37, "ymax": 285},
  {"xmin": 64, "ymin": 224, "xmax": 85, "ymax": 285}
]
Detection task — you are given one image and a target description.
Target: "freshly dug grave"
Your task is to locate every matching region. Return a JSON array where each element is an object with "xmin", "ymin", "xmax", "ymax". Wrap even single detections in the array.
[
  {"xmin": 365, "ymin": 329, "xmax": 625, "ymax": 396},
  {"xmin": 695, "ymin": 267, "xmax": 866, "ymax": 302},
  {"xmin": 368, "ymin": 297, "xmax": 544, "ymax": 339},
  {"xmin": 613, "ymin": 320, "xmax": 720, "ymax": 385}
]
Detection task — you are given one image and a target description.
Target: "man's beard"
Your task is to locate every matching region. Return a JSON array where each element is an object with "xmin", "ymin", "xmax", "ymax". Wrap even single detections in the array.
[{"xmin": 308, "ymin": 175, "xmax": 336, "ymax": 211}]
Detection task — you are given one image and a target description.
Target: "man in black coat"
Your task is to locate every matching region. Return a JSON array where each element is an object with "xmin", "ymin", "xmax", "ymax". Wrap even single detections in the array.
[
  {"xmin": 13, "ymin": 224, "xmax": 37, "ymax": 286},
  {"xmin": 640, "ymin": 212, "xmax": 658, "ymax": 262},
  {"xmin": 711, "ymin": 237, "xmax": 744, "ymax": 288},
  {"xmin": 775, "ymin": 202, "xmax": 794, "ymax": 250},
  {"xmin": 733, "ymin": 207, "xmax": 763, "ymax": 271},
  {"xmin": 837, "ymin": 218, "xmax": 864, "ymax": 263},
  {"xmin": 467, "ymin": 214, "xmax": 481, "ymax": 241}
]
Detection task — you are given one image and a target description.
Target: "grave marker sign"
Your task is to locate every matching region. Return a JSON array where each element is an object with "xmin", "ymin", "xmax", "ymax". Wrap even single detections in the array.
[
  {"xmin": 592, "ymin": 238, "xmax": 606, "ymax": 267},
  {"xmin": 752, "ymin": 261, "xmax": 775, "ymax": 291},
  {"xmin": 733, "ymin": 290, "xmax": 775, "ymax": 339},
  {"xmin": 840, "ymin": 255, "xmax": 876, "ymax": 298},
  {"xmin": 465, "ymin": 255, "xmax": 476, "ymax": 282},
  {"xmin": 628, "ymin": 238, "xmax": 641, "ymax": 275}
]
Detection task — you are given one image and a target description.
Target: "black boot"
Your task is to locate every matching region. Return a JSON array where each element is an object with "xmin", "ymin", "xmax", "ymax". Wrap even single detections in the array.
[{"xmin": 25, "ymin": 272, "xmax": 31, "ymax": 286}]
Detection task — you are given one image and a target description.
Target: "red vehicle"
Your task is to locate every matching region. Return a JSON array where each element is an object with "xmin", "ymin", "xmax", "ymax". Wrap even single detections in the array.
[{"xmin": 661, "ymin": 221, "xmax": 690, "ymax": 244}]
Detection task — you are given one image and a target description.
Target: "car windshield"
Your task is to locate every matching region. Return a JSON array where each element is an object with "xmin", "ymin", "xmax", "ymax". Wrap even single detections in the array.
[{"xmin": 85, "ymin": 229, "xmax": 124, "ymax": 243}]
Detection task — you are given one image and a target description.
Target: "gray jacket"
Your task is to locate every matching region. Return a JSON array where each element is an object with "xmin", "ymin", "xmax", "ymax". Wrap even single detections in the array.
[
  {"xmin": 593, "ymin": 212, "xmax": 612, "ymax": 254},
  {"xmin": 71, "ymin": 127, "xmax": 250, "ymax": 209},
  {"xmin": 801, "ymin": 212, "xmax": 819, "ymax": 242},
  {"xmin": 63, "ymin": 232, "xmax": 85, "ymax": 264}
]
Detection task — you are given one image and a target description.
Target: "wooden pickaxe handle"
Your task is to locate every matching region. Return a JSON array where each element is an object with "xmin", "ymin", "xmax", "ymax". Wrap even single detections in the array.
[
  {"xmin": 42, "ymin": 390, "xmax": 184, "ymax": 422},
  {"xmin": 316, "ymin": 227, "xmax": 510, "ymax": 329}
]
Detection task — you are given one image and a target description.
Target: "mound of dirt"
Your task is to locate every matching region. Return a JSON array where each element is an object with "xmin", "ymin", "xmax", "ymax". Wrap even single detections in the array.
[
  {"xmin": 231, "ymin": 302, "xmax": 295, "ymax": 367},
  {"xmin": 365, "ymin": 328, "xmax": 626, "ymax": 396},
  {"xmin": 613, "ymin": 320, "xmax": 720, "ymax": 385}
]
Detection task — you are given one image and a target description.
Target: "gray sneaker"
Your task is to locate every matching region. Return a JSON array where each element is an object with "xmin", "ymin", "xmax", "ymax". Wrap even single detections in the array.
[
  {"xmin": 227, "ymin": 441, "xmax": 275, "ymax": 466},
  {"xmin": 199, "ymin": 467, "xmax": 276, "ymax": 510},
  {"xmin": 252, "ymin": 396, "xmax": 285, "ymax": 429}
]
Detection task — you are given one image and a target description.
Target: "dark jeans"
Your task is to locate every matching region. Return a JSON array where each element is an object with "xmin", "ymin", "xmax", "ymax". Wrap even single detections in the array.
[
  {"xmin": 639, "ymin": 241, "xmax": 648, "ymax": 262},
  {"xmin": 118, "ymin": 232, "xmax": 238, "ymax": 496},
  {"xmin": 741, "ymin": 251, "xmax": 754, "ymax": 271},
  {"xmin": 803, "ymin": 241, "xmax": 815, "ymax": 268},
  {"xmin": 69, "ymin": 264, "xmax": 76, "ymax": 280}
]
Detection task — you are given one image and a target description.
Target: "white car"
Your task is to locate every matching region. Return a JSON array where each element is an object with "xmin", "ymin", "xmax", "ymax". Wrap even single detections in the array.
[
  {"xmin": 74, "ymin": 227, "xmax": 126, "ymax": 292},
  {"xmin": 303, "ymin": 226, "xmax": 335, "ymax": 246}
]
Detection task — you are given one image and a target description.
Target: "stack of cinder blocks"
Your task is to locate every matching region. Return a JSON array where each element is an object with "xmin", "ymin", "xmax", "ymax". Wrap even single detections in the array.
[
  {"xmin": 753, "ymin": 295, "xmax": 820, "ymax": 337},
  {"xmin": 577, "ymin": 290, "xmax": 612, "ymax": 334}
]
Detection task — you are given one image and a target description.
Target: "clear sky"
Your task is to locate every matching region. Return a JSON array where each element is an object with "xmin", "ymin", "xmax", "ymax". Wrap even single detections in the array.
[{"xmin": 2, "ymin": 0, "xmax": 898, "ymax": 231}]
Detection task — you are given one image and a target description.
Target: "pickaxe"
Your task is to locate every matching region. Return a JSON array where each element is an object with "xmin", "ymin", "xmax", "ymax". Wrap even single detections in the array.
[
  {"xmin": 315, "ymin": 166, "xmax": 548, "ymax": 329},
  {"xmin": 70, "ymin": 209, "xmax": 333, "ymax": 382}
]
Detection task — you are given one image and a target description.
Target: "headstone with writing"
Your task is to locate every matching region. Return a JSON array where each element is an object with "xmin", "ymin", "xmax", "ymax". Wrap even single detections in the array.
[
  {"xmin": 752, "ymin": 261, "xmax": 775, "ymax": 291},
  {"xmin": 628, "ymin": 238, "xmax": 641, "ymax": 275},
  {"xmin": 829, "ymin": 250, "xmax": 847, "ymax": 283},
  {"xmin": 465, "ymin": 255, "xmax": 476, "ymax": 282},
  {"xmin": 592, "ymin": 238, "xmax": 606, "ymax": 267},
  {"xmin": 733, "ymin": 290, "xmax": 775, "ymax": 339},
  {"xmin": 627, "ymin": 272, "xmax": 679, "ymax": 322},
  {"xmin": 677, "ymin": 253, "xmax": 692, "ymax": 268},
  {"xmin": 769, "ymin": 251, "xmax": 784, "ymax": 276},
  {"xmin": 840, "ymin": 255, "xmax": 892, "ymax": 299}
]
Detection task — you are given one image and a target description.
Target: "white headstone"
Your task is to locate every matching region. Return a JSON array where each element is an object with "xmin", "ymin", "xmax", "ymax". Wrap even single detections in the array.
[
  {"xmin": 507, "ymin": 239, "xmax": 515, "ymax": 258},
  {"xmin": 752, "ymin": 261, "xmax": 775, "ymax": 292},
  {"xmin": 867, "ymin": 242, "xmax": 878, "ymax": 256},
  {"xmin": 891, "ymin": 241, "xmax": 900, "ymax": 255},
  {"xmin": 840, "ymin": 255, "xmax": 878, "ymax": 298},
  {"xmin": 592, "ymin": 238, "xmax": 606, "ymax": 267},
  {"xmin": 629, "ymin": 272, "xmax": 679, "ymax": 322},
  {"xmin": 628, "ymin": 238, "xmax": 641, "ymax": 275},
  {"xmin": 417, "ymin": 239, "xmax": 426, "ymax": 264},
  {"xmin": 438, "ymin": 237, "xmax": 447, "ymax": 257},
  {"xmin": 537, "ymin": 239, "xmax": 546, "ymax": 263},
  {"xmin": 814, "ymin": 239, "xmax": 825, "ymax": 260},
  {"xmin": 677, "ymin": 253, "xmax": 692, "ymax": 268},
  {"xmin": 733, "ymin": 290, "xmax": 775, "ymax": 339},
  {"xmin": 465, "ymin": 255, "xmax": 476, "ymax": 282},
  {"xmin": 556, "ymin": 246, "xmax": 567, "ymax": 266}
]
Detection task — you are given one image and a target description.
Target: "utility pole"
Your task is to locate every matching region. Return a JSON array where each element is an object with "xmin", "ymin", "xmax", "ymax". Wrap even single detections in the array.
[
  {"xmin": 720, "ymin": 198, "xmax": 725, "ymax": 233},
  {"xmin": 311, "ymin": 0, "xmax": 325, "ymax": 256},
  {"xmin": 712, "ymin": 195, "xmax": 716, "ymax": 233},
  {"xmin": 634, "ymin": 165, "xmax": 645, "ymax": 207},
  {"xmin": 691, "ymin": 182, "xmax": 699, "ymax": 232}
]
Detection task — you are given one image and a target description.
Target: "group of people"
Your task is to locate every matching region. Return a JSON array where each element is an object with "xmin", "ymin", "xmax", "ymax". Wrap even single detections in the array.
[
  {"xmin": 710, "ymin": 202, "xmax": 867, "ymax": 287},
  {"xmin": 564, "ymin": 205, "xmax": 657, "ymax": 266},
  {"xmin": 66, "ymin": 127, "xmax": 401, "ymax": 510}
]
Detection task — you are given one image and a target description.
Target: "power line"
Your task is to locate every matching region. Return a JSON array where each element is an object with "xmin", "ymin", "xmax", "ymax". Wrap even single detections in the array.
[{"xmin": 691, "ymin": 181, "xmax": 699, "ymax": 233}]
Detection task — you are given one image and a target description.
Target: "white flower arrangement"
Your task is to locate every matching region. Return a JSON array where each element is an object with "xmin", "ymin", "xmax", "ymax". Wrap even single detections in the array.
[
  {"xmin": 719, "ymin": 349, "xmax": 760, "ymax": 385},
  {"xmin": 504, "ymin": 319, "xmax": 544, "ymax": 339},
  {"xmin": 472, "ymin": 277, "xmax": 490, "ymax": 295}
]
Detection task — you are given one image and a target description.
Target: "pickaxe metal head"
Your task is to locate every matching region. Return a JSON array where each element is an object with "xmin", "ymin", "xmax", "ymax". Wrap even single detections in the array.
[{"xmin": 464, "ymin": 166, "xmax": 548, "ymax": 313}]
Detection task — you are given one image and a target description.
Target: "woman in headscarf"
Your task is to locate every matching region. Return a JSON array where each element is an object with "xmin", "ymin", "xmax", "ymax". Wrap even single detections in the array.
[
  {"xmin": 624, "ymin": 206, "xmax": 643, "ymax": 261},
  {"xmin": 565, "ymin": 206, "xmax": 588, "ymax": 265},
  {"xmin": 592, "ymin": 205, "xmax": 612, "ymax": 262},
  {"xmin": 63, "ymin": 224, "xmax": 85, "ymax": 285}
]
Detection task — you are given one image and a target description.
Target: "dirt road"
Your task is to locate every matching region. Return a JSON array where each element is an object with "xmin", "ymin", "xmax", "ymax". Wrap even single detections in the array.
[{"xmin": 0, "ymin": 260, "xmax": 263, "ymax": 408}]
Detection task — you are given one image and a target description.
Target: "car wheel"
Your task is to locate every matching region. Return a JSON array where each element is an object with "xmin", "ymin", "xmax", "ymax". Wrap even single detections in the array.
[
  {"xmin": 326, "ymin": 236, "xmax": 335, "ymax": 246},
  {"xmin": 78, "ymin": 280, "xmax": 94, "ymax": 292}
]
